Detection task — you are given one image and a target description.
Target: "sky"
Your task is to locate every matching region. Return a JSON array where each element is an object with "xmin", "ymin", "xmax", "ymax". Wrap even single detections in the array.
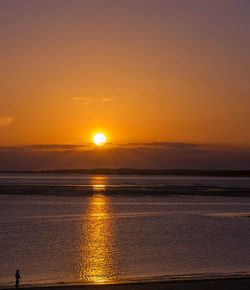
[{"xmin": 0, "ymin": 0, "xmax": 250, "ymax": 170}]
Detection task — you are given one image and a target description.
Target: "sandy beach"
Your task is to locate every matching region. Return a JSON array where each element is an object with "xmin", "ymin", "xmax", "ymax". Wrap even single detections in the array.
[{"xmin": 2, "ymin": 278, "xmax": 250, "ymax": 290}]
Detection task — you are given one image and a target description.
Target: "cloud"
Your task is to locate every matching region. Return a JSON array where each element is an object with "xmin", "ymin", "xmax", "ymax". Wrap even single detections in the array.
[
  {"xmin": 138, "ymin": 79, "xmax": 170, "ymax": 86},
  {"xmin": 26, "ymin": 144, "xmax": 86, "ymax": 150},
  {"xmin": 102, "ymin": 97, "xmax": 112, "ymax": 102},
  {"xmin": 72, "ymin": 96, "xmax": 112, "ymax": 104},
  {"xmin": 0, "ymin": 143, "xmax": 250, "ymax": 171},
  {"xmin": 0, "ymin": 144, "xmax": 87, "ymax": 151},
  {"xmin": 72, "ymin": 97, "xmax": 94, "ymax": 104},
  {"xmin": 123, "ymin": 142, "xmax": 201, "ymax": 149},
  {"xmin": 0, "ymin": 116, "xmax": 14, "ymax": 127},
  {"xmin": 0, "ymin": 142, "xmax": 217, "ymax": 152}
]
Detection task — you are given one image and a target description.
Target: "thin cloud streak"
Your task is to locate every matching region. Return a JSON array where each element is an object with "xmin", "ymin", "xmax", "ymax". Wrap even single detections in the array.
[
  {"xmin": 0, "ymin": 116, "xmax": 14, "ymax": 127},
  {"xmin": 0, "ymin": 144, "xmax": 86, "ymax": 151},
  {"xmin": 72, "ymin": 97, "xmax": 112, "ymax": 104},
  {"xmin": 138, "ymin": 79, "xmax": 171, "ymax": 86},
  {"xmin": 123, "ymin": 142, "xmax": 201, "ymax": 149},
  {"xmin": 102, "ymin": 97, "xmax": 112, "ymax": 102},
  {"xmin": 0, "ymin": 142, "xmax": 203, "ymax": 151},
  {"xmin": 72, "ymin": 97, "xmax": 94, "ymax": 104}
]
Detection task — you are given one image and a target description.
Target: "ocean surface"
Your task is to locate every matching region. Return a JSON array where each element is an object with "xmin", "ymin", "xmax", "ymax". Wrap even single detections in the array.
[{"xmin": 0, "ymin": 174, "xmax": 250, "ymax": 287}]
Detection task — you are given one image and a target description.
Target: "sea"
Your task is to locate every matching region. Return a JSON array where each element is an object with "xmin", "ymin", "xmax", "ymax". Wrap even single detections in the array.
[{"xmin": 0, "ymin": 174, "xmax": 250, "ymax": 287}]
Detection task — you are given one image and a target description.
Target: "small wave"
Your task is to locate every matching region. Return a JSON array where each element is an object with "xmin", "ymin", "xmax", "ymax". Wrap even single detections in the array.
[{"xmin": 205, "ymin": 212, "xmax": 250, "ymax": 218}]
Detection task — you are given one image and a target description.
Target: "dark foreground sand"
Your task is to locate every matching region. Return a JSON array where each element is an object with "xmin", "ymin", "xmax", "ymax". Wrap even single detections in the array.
[{"xmin": 2, "ymin": 278, "xmax": 250, "ymax": 290}]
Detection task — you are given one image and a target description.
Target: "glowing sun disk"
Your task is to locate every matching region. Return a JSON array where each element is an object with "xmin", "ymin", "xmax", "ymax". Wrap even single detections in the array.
[{"xmin": 93, "ymin": 133, "xmax": 107, "ymax": 146}]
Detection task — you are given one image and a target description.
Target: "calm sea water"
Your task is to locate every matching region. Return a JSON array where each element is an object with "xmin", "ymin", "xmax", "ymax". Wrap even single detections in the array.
[{"xmin": 0, "ymin": 174, "xmax": 250, "ymax": 287}]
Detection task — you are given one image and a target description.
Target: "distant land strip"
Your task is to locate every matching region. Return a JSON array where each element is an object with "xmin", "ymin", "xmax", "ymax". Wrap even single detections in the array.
[
  {"xmin": 1, "ymin": 169, "xmax": 250, "ymax": 177},
  {"xmin": 0, "ymin": 184, "xmax": 250, "ymax": 197}
]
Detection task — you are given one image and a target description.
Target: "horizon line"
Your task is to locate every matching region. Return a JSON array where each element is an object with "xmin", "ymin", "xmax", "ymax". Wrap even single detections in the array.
[{"xmin": 1, "ymin": 168, "xmax": 250, "ymax": 177}]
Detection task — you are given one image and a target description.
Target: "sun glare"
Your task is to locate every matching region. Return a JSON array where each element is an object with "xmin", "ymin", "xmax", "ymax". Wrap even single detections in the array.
[{"xmin": 93, "ymin": 133, "xmax": 107, "ymax": 146}]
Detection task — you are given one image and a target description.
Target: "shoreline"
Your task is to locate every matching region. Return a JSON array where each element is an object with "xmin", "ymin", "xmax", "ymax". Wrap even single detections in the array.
[{"xmin": 1, "ymin": 277, "xmax": 250, "ymax": 290}]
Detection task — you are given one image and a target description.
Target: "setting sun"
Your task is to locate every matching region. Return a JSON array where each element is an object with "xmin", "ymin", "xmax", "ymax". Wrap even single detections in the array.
[{"xmin": 93, "ymin": 133, "xmax": 107, "ymax": 146}]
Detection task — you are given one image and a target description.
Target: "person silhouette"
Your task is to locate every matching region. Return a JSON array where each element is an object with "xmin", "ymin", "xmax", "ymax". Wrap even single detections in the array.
[{"xmin": 15, "ymin": 269, "xmax": 21, "ymax": 288}]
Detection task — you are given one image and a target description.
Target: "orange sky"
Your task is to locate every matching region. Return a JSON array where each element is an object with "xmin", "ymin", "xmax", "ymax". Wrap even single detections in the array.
[{"xmin": 0, "ymin": 0, "xmax": 250, "ymax": 146}]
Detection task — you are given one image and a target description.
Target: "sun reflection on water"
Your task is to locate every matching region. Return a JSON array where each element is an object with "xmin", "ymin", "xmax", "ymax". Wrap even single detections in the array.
[{"xmin": 78, "ymin": 177, "xmax": 117, "ymax": 283}]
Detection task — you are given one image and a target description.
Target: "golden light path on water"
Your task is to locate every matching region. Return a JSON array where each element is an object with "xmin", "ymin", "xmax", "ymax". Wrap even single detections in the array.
[{"xmin": 78, "ymin": 177, "xmax": 117, "ymax": 283}]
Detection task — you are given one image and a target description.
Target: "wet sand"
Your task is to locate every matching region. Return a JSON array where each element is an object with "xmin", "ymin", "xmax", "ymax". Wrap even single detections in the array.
[{"xmin": 2, "ymin": 278, "xmax": 250, "ymax": 290}]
